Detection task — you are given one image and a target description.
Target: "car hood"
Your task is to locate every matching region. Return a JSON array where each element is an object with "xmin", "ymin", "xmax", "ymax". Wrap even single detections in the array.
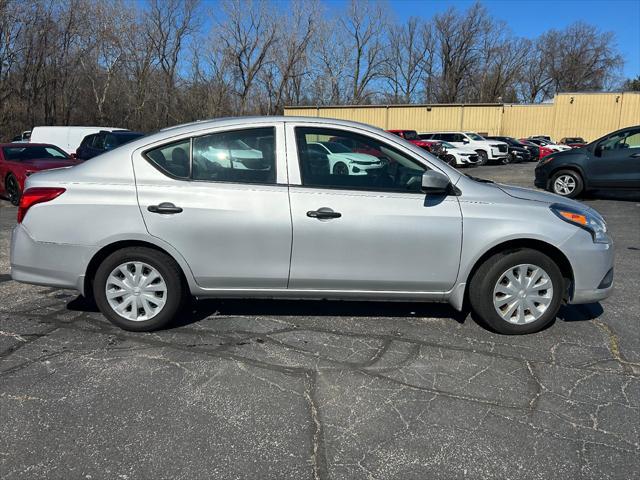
[
  {"xmin": 495, "ymin": 183, "xmax": 587, "ymax": 210},
  {"xmin": 20, "ymin": 158, "xmax": 79, "ymax": 170}
]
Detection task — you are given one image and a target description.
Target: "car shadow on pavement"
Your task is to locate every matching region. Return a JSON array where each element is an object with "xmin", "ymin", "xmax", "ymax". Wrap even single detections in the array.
[
  {"xmin": 583, "ymin": 190, "xmax": 640, "ymax": 202},
  {"xmin": 556, "ymin": 302, "xmax": 604, "ymax": 322},
  {"xmin": 66, "ymin": 294, "xmax": 470, "ymax": 329},
  {"xmin": 66, "ymin": 294, "xmax": 603, "ymax": 331}
]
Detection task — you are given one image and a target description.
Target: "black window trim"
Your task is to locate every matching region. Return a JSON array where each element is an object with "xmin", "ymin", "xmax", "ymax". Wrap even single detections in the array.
[{"xmin": 142, "ymin": 126, "xmax": 281, "ymax": 187}]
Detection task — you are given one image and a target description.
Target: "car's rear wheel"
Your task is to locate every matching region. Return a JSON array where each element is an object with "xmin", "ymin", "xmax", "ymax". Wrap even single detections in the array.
[
  {"xmin": 93, "ymin": 247, "xmax": 186, "ymax": 331},
  {"xmin": 551, "ymin": 170, "xmax": 583, "ymax": 198},
  {"xmin": 476, "ymin": 150, "xmax": 488, "ymax": 165},
  {"xmin": 5, "ymin": 174, "xmax": 21, "ymax": 206},
  {"xmin": 501, "ymin": 154, "xmax": 512, "ymax": 165},
  {"xmin": 469, "ymin": 249, "xmax": 564, "ymax": 334}
]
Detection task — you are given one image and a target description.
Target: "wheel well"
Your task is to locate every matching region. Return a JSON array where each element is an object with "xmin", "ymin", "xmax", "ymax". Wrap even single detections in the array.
[
  {"xmin": 550, "ymin": 165, "xmax": 584, "ymax": 180},
  {"xmin": 466, "ymin": 239, "xmax": 574, "ymax": 302},
  {"xmin": 83, "ymin": 240, "xmax": 188, "ymax": 298}
]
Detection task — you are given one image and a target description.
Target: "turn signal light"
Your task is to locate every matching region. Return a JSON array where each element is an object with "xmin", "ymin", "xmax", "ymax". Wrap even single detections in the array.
[
  {"xmin": 17, "ymin": 187, "xmax": 66, "ymax": 223},
  {"xmin": 558, "ymin": 210, "xmax": 587, "ymax": 225}
]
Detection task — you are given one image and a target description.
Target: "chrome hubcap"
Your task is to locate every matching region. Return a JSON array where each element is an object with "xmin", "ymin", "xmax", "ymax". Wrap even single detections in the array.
[
  {"xmin": 106, "ymin": 262, "xmax": 167, "ymax": 321},
  {"xmin": 554, "ymin": 175, "xmax": 576, "ymax": 195},
  {"xmin": 492, "ymin": 264, "xmax": 553, "ymax": 325}
]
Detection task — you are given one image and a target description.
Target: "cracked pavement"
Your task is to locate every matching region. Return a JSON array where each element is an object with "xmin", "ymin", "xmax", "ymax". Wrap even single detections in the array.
[{"xmin": 1, "ymin": 163, "xmax": 639, "ymax": 479}]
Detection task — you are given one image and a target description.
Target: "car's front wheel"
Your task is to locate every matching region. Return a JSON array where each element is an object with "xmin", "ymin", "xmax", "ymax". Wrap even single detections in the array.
[
  {"xmin": 551, "ymin": 170, "xmax": 583, "ymax": 198},
  {"xmin": 469, "ymin": 249, "xmax": 564, "ymax": 334},
  {"xmin": 475, "ymin": 150, "xmax": 488, "ymax": 165},
  {"xmin": 93, "ymin": 247, "xmax": 186, "ymax": 331}
]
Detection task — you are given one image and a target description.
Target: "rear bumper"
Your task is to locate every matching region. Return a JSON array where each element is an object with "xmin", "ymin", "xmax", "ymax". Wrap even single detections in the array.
[{"xmin": 10, "ymin": 223, "xmax": 93, "ymax": 294}]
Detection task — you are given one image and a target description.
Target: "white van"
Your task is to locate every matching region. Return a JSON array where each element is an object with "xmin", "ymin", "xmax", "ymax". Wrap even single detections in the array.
[{"xmin": 29, "ymin": 126, "xmax": 124, "ymax": 155}]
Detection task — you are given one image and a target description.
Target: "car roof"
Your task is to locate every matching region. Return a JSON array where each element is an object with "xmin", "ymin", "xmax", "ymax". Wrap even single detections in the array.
[{"xmin": 0, "ymin": 143, "xmax": 61, "ymax": 148}]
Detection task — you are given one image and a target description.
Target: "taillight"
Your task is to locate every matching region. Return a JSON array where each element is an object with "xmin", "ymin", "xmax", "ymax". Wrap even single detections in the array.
[{"xmin": 17, "ymin": 187, "xmax": 66, "ymax": 223}]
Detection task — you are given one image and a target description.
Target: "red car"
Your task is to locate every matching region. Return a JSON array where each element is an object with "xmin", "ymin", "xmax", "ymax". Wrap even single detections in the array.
[
  {"xmin": 0, "ymin": 143, "xmax": 79, "ymax": 205},
  {"xmin": 386, "ymin": 129, "xmax": 434, "ymax": 151},
  {"xmin": 519, "ymin": 139, "xmax": 554, "ymax": 160}
]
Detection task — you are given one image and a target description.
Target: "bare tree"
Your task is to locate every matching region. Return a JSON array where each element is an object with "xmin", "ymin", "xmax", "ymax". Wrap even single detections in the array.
[
  {"xmin": 434, "ymin": 2, "xmax": 492, "ymax": 102},
  {"xmin": 146, "ymin": 0, "xmax": 200, "ymax": 127},
  {"xmin": 213, "ymin": 0, "xmax": 277, "ymax": 114},
  {"xmin": 342, "ymin": 0, "xmax": 388, "ymax": 104},
  {"xmin": 383, "ymin": 17, "xmax": 434, "ymax": 103}
]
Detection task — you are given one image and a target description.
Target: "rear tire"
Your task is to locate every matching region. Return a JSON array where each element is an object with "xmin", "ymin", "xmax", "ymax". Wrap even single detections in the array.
[
  {"xmin": 6, "ymin": 174, "xmax": 20, "ymax": 206},
  {"xmin": 469, "ymin": 249, "xmax": 564, "ymax": 335},
  {"xmin": 93, "ymin": 247, "xmax": 186, "ymax": 331},
  {"xmin": 551, "ymin": 170, "xmax": 583, "ymax": 198},
  {"xmin": 476, "ymin": 150, "xmax": 488, "ymax": 165}
]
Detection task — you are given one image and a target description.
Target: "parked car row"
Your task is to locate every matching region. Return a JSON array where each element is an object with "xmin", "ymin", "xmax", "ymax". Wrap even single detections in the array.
[{"xmin": 2, "ymin": 126, "xmax": 144, "ymax": 204}]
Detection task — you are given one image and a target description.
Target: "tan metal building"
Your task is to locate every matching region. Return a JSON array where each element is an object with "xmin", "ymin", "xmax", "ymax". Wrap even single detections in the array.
[{"xmin": 284, "ymin": 92, "xmax": 640, "ymax": 142}]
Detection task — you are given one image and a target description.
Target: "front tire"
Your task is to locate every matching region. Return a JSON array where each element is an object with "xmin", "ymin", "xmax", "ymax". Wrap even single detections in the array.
[
  {"xmin": 6, "ymin": 174, "xmax": 21, "ymax": 206},
  {"xmin": 93, "ymin": 247, "xmax": 186, "ymax": 331},
  {"xmin": 333, "ymin": 162, "xmax": 349, "ymax": 175},
  {"xmin": 551, "ymin": 170, "xmax": 583, "ymax": 198},
  {"xmin": 469, "ymin": 249, "xmax": 564, "ymax": 335},
  {"xmin": 476, "ymin": 150, "xmax": 488, "ymax": 165}
]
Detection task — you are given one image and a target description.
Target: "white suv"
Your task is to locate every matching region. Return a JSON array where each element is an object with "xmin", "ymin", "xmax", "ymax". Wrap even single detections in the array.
[{"xmin": 421, "ymin": 132, "xmax": 509, "ymax": 165}]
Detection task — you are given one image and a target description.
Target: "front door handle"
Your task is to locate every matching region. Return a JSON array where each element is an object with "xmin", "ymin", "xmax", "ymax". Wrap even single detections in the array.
[
  {"xmin": 148, "ymin": 202, "xmax": 183, "ymax": 214},
  {"xmin": 307, "ymin": 207, "xmax": 341, "ymax": 219},
  {"xmin": 631, "ymin": 152, "xmax": 640, "ymax": 158}
]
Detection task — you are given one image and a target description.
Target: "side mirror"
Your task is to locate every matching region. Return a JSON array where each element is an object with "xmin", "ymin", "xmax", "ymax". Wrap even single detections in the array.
[
  {"xmin": 421, "ymin": 170, "xmax": 451, "ymax": 194},
  {"xmin": 70, "ymin": 152, "xmax": 77, "ymax": 159},
  {"xmin": 593, "ymin": 144, "xmax": 603, "ymax": 157},
  {"xmin": 462, "ymin": 138, "xmax": 470, "ymax": 144}
]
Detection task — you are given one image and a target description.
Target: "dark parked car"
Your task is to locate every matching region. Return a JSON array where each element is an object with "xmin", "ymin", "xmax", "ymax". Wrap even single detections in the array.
[
  {"xmin": 76, "ymin": 130, "xmax": 144, "ymax": 160},
  {"xmin": 485, "ymin": 136, "xmax": 533, "ymax": 162},
  {"xmin": 559, "ymin": 137, "xmax": 587, "ymax": 148},
  {"xmin": 535, "ymin": 125, "xmax": 640, "ymax": 198}
]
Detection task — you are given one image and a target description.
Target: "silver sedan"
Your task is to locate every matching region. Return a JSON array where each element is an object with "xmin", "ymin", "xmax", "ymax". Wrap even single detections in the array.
[{"xmin": 10, "ymin": 117, "xmax": 614, "ymax": 334}]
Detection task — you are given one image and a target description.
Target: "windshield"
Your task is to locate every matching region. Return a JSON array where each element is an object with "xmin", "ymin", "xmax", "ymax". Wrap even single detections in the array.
[
  {"xmin": 113, "ymin": 132, "xmax": 144, "ymax": 145},
  {"xmin": 466, "ymin": 133, "xmax": 485, "ymax": 141},
  {"xmin": 440, "ymin": 141, "xmax": 455, "ymax": 148},
  {"xmin": 322, "ymin": 142, "xmax": 351, "ymax": 153},
  {"xmin": 2, "ymin": 145, "xmax": 68, "ymax": 161},
  {"xmin": 402, "ymin": 131, "xmax": 419, "ymax": 140}
]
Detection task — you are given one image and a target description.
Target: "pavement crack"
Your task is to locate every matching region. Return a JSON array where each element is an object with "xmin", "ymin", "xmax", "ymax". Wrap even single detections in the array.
[
  {"xmin": 593, "ymin": 320, "xmax": 640, "ymax": 374},
  {"xmin": 304, "ymin": 371, "xmax": 327, "ymax": 480}
]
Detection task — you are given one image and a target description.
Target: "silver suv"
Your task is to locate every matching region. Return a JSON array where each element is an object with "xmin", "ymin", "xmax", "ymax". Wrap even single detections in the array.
[{"xmin": 10, "ymin": 117, "xmax": 614, "ymax": 334}]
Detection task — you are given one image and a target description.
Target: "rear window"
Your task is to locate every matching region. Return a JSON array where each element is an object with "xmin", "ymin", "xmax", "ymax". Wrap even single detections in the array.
[{"xmin": 144, "ymin": 127, "xmax": 277, "ymax": 184}]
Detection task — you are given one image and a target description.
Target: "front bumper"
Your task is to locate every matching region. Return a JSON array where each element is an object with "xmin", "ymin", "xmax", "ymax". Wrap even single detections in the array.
[
  {"xmin": 534, "ymin": 165, "xmax": 550, "ymax": 189},
  {"xmin": 561, "ymin": 228, "xmax": 615, "ymax": 304},
  {"xmin": 10, "ymin": 223, "xmax": 94, "ymax": 294}
]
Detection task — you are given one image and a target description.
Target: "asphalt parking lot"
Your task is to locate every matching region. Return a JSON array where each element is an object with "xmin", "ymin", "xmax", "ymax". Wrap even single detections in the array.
[{"xmin": 1, "ymin": 162, "xmax": 638, "ymax": 480}]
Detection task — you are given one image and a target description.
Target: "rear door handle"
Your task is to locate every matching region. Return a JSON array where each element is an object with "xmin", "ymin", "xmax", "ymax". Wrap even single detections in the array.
[
  {"xmin": 307, "ymin": 207, "xmax": 341, "ymax": 219},
  {"xmin": 631, "ymin": 152, "xmax": 640, "ymax": 158},
  {"xmin": 148, "ymin": 202, "xmax": 183, "ymax": 214}
]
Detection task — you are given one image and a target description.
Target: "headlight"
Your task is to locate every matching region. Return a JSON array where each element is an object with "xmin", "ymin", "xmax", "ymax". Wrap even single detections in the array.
[{"xmin": 550, "ymin": 203, "xmax": 609, "ymax": 243}]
